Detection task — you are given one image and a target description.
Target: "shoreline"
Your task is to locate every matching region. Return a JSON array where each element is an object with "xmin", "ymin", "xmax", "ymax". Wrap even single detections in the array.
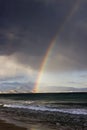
[
  {"xmin": 0, "ymin": 107, "xmax": 87, "ymax": 130},
  {"xmin": 0, "ymin": 119, "xmax": 27, "ymax": 130}
]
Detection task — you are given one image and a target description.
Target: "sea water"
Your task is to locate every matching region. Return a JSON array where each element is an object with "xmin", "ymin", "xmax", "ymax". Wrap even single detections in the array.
[{"xmin": 0, "ymin": 93, "xmax": 87, "ymax": 115}]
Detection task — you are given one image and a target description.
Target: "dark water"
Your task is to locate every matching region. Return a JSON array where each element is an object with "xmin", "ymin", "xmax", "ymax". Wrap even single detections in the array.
[
  {"xmin": 0, "ymin": 93, "xmax": 87, "ymax": 115},
  {"xmin": 0, "ymin": 93, "xmax": 87, "ymax": 130},
  {"xmin": 0, "ymin": 92, "xmax": 87, "ymax": 102}
]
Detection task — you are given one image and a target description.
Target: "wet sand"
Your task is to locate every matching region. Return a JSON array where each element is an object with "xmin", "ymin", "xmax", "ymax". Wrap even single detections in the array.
[
  {"xmin": 0, "ymin": 120, "xmax": 27, "ymax": 130},
  {"xmin": 0, "ymin": 107, "xmax": 87, "ymax": 130}
]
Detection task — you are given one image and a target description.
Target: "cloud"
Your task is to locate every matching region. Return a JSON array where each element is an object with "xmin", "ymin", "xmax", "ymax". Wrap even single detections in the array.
[
  {"xmin": 0, "ymin": 81, "xmax": 34, "ymax": 93},
  {"xmin": 0, "ymin": 55, "xmax": 35, "ymax": 78},
  {"xmin": 39, "ymin": 86, "xmax": 87, "ymax": 92},
  {"xmin": 0, "ymin": 0, "xmax": 87, "ymax": 73}
]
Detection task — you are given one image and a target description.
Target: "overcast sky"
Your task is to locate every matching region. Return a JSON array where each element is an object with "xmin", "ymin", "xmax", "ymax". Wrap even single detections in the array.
[{"xmin": 0, "ymin": 0, "xmax": 87, "ymax": 92}]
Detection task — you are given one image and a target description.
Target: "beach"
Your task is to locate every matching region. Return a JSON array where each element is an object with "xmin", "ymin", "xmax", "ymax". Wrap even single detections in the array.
[
  {"xmin": 0, "ymin": 107, "xmax": 87, "ymax": 130},
  {"xmin": 0, "ymin": 120, "xmax": 27, "ymax": 130}
]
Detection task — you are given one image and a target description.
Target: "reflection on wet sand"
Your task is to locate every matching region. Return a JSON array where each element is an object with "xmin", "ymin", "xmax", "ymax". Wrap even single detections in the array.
[{"xmin": 0, "ymin": 120, "xmax": 27, "ymax": 130}]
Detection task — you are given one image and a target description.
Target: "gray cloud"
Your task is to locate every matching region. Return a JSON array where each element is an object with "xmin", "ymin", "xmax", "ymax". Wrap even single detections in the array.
[
  {"xmin": 0, "ymin": 0, "xmax": 87, "ymax": 72},
  {"xmin": 39, "ymin": 86, "xmax": 87, "ymax": 92}
]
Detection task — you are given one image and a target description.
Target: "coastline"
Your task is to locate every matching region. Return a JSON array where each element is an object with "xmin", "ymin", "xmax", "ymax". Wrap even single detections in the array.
[
  {"xmin": 0, "ymin": 120, "xmax": 27, "ymax": 130},
  {"xmin": 0, "ymin": 107, "xmax": 87, "ymax": 130}
]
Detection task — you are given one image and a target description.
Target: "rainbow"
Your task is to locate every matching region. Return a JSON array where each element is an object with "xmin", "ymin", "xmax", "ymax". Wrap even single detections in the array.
[{"xmin": 33, "ymin": 0, "xmax": 80, "ymax": 93}]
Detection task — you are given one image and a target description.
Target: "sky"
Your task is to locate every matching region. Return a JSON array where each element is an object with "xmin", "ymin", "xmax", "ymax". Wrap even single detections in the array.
[{"xmin": 0, "ymin": 0, "xmax": 87, "ymax": 93}]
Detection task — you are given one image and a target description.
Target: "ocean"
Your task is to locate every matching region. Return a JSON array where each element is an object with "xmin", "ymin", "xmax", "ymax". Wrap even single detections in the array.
[
  {"xmin": 0, "ymin": 93, "xmax": 87, "ymax": 130},
  {"xmin": 0, "ymin": 93, "xmax": 87, "ymax": 114}
]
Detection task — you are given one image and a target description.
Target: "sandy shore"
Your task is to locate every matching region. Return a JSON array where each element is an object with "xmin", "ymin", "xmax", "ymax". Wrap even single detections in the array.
[
  {"xmin": 0, "ymin": 120, "xmax": 27, "ymax": 130},
  {"xmin": 0, "ymin": 107, "xmax": 87, "ymax": 130}
]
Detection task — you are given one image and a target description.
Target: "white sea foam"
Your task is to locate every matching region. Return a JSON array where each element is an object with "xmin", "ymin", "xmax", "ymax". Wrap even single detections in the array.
[{"xmin": 3, "ymin": 104, "xmax": 87, "ymax": 115}]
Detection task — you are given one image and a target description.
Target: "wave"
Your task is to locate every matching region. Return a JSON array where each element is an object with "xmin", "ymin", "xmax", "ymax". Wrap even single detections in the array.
[{"xmin": 3, "ymin": 104, "xmax": 87, "ymax": 115}]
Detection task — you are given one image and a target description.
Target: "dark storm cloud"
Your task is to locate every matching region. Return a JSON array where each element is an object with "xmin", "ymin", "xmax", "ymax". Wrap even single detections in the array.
[
  {"xmin": 0, "ymin": 0, "xmax": 76, "ymax": 54},
  {"xmin": 56, "ymin": 0, "xmax": 87, "ymax": 69},
  {"xmin": 0, "ymin": 0, "xmax": 87, "ymax": 71}
]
